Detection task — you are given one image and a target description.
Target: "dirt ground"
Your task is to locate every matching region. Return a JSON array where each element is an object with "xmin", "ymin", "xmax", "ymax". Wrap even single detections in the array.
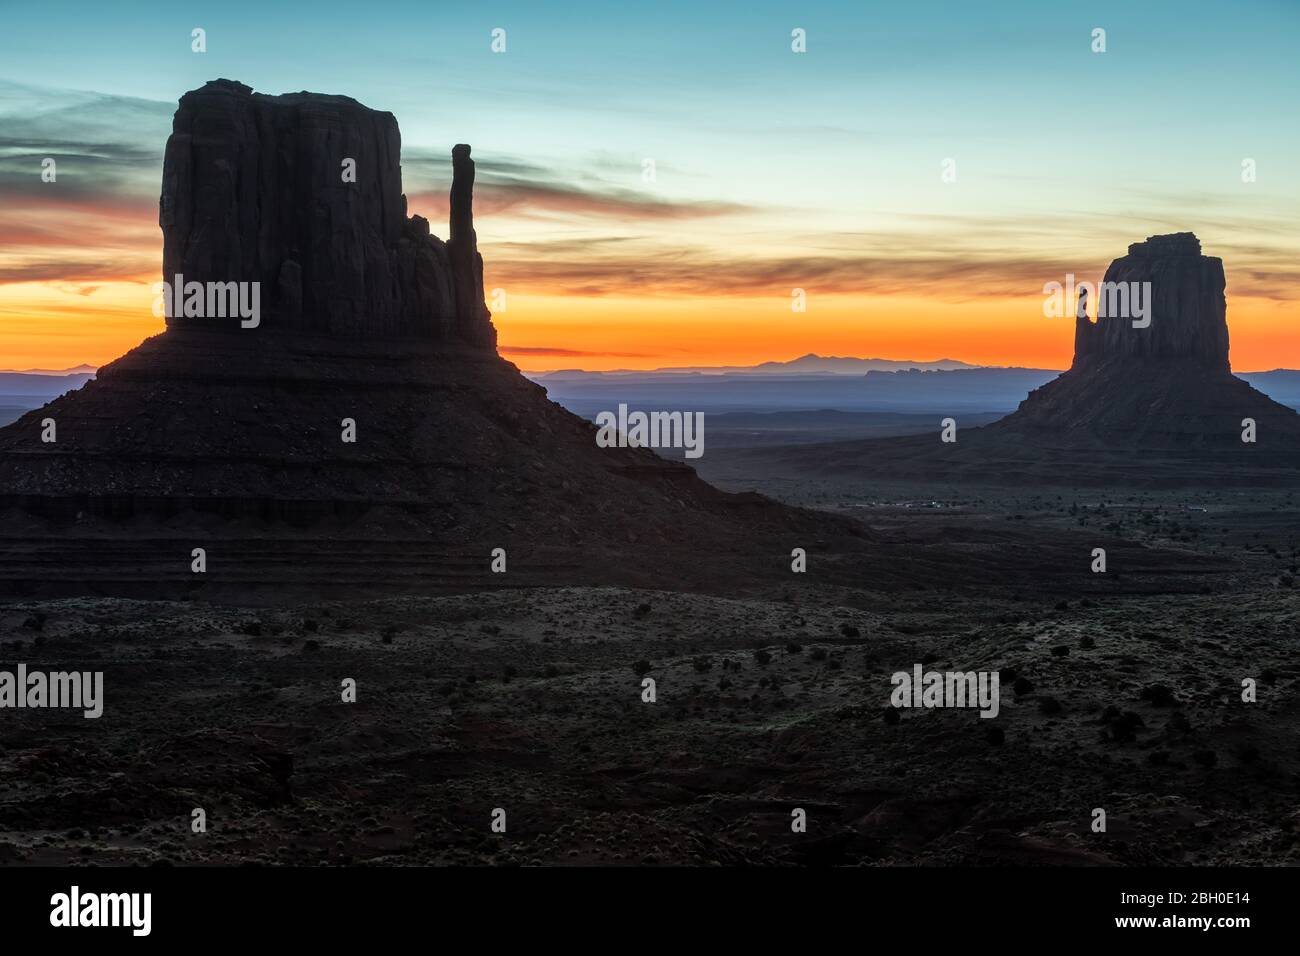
[{"xmin": 2, "ymin": 484, "xmax": 1297, "ymax": 866}]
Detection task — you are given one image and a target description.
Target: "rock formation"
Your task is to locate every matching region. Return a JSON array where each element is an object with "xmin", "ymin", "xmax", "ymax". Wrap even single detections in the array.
[
  {"xmin": 447, "ymin": 143, "xmax": 495, "ymax": 348},
  {"xmin": 1004, "ymin": 232, "xmax": 1294, "ymax": 449},
  {"xmin": 1073, "ymin": 233, "xmax": 1228, "ymax": 370},
  {"xmin": 753, "ymin": 233, "xmax": 1300, "ymax": 487},
  {"xmin": 0, "ymin": 80, "xmax": 858, "ymax": 599},
  {"xmin": 159, "ymin": 79, "xmax": 493, "ymax": 346}
]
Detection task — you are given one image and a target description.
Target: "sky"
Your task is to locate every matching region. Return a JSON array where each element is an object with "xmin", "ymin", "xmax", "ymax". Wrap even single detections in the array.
[{"xmin": 0, "ymin": 0, "xmax": 1297, "ymax": 371}]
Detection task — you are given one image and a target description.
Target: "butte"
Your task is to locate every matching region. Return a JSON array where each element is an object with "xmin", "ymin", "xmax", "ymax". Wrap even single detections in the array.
[
  {"xmin": 0, "ymin": 80, "xmax": 865, "ymax": 600},
  {"xmin": 752, "ymin": 232, "xmax": 1300, "ymax": 488}
]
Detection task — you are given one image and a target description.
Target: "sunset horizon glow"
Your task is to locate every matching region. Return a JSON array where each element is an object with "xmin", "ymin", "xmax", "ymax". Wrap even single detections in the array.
[{"xmin": 2, "ymin": 0, "xmax": 1297, "ymax": 374}]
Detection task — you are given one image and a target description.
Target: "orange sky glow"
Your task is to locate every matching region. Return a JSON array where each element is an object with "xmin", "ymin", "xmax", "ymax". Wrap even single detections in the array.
[
  {"xmin": 4, "ymin": 8, "xmax": 1300, "ymax": 377},
  {"xmin": 2, "ymin": 273, "xmax": 1295, "ymax": 374}
]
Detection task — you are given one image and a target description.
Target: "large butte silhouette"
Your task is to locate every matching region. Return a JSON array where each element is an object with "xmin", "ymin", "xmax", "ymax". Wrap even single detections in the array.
[
  {"xmin": 0, "ymin": 80, "xmax": 863, "ymax": 599},
  {"xmin": 765, "ymin": 233, "xmax": 1300, "ymax": 487}
]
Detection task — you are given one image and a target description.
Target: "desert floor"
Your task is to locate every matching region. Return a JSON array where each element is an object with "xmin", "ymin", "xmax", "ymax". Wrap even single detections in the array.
[{"xmin": 2, "ymin": 480, "xmax": 1297, "ymax": 865}]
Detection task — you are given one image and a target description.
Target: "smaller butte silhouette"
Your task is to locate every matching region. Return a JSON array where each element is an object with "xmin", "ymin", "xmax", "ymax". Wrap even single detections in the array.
[{"xmin": 760, "ymin": 232, "xmax": 1300, "ymax": 488}]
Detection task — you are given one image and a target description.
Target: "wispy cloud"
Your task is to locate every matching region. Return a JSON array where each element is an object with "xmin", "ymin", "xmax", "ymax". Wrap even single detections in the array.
[
  {"xmin": 478, "ymin": 194, "xmax": 1300, "ymax": 302},
  {"xmin": 0, "ymin": 258, "xmax": 151, "ymax": 283},
  {"xmin": 404, "ymin": 150, "xmax": 754, "ymax": 223},
  {"xmin": 3, "ymin": 78, "xmax": 1298, "ymax": 309},
  {"xmin": 499, "ymin": 345, "xmax": 652, "ymax": 357},
  {"xmin": 484, "ymin": 242, "xmax": 1066, "ymax": 299},
  {"xmin": 0, "ymin": 81, "xmax": 168, "ymax": 285}
]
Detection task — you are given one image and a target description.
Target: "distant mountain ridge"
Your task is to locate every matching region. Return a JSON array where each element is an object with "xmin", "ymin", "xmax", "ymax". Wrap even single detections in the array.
[
  {"xmin": 0, "ymin": 370, "xmax": 97, "ymax": 399},
  {"xmin": 0, "ymin": 364, "xmax": 97, "ymax": 376},
  {"xmin": 527, "ymin": 353, "xmax": 1300, "ymax": 418},
  {"xmin": 532, "ymin": 353, "xmax": 977, "ymax": 379},
  {"xmin": 748, "ymin": 353, "xmax": 976, "ymax": 375}
]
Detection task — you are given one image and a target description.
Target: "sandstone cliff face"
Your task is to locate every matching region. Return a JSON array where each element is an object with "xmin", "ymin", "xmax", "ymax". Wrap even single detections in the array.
[
  {"xmin": 159, "ymin": 79, "xmax": 494, "ymax": 347},
  {"xmin": 1074, "ymin": 232, "xmax": 1229, "ymax": 370},
  {"xmin": 1004, "ymin": 232, "xmax": 1296, "ymax": 451}
]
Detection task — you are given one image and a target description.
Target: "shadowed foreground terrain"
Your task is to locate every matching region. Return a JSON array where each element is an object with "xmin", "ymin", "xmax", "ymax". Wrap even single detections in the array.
[{"xmin": 2, "ymin": 488, "xmax": 1296, "ymax": 866}]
